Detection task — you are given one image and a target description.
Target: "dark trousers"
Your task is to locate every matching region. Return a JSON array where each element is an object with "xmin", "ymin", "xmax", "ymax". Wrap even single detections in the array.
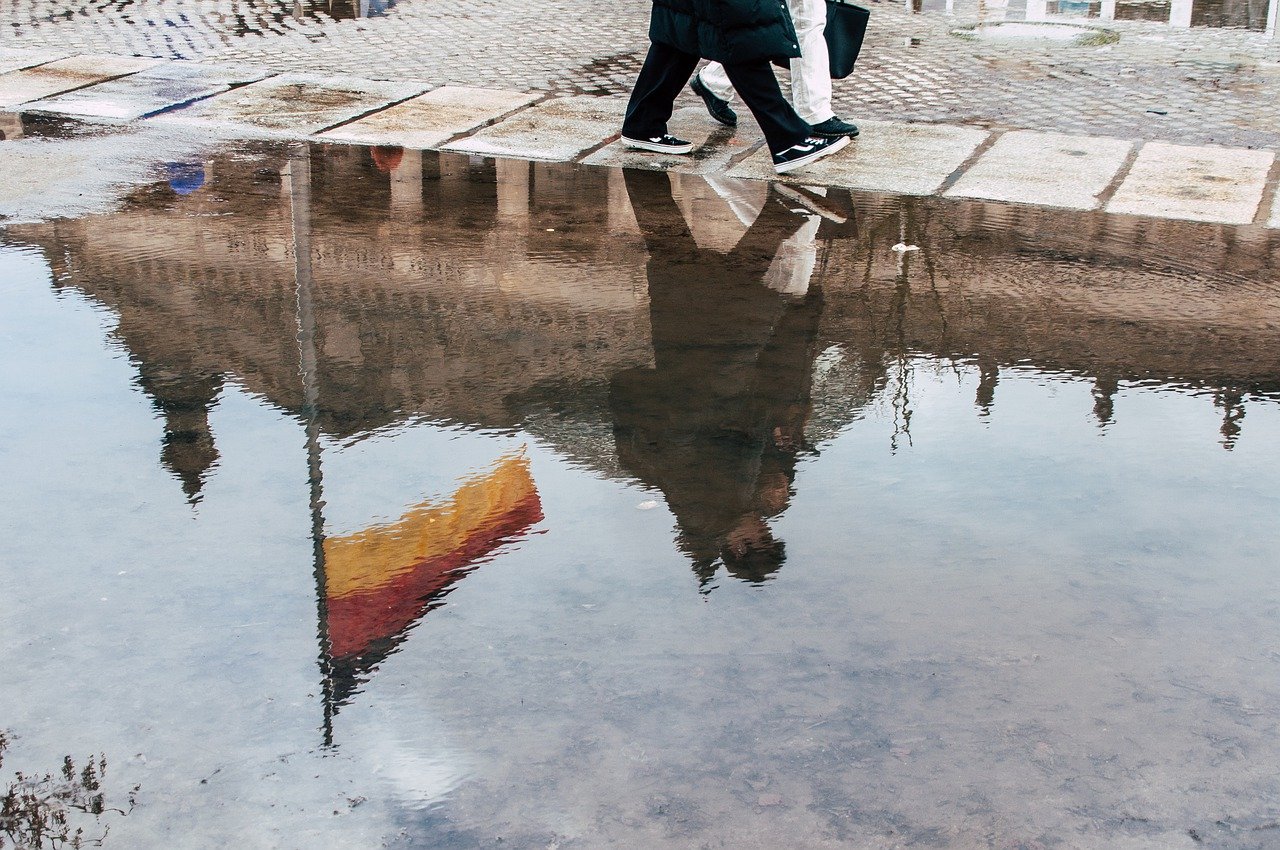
[{"xmin": 622, "ymin": 40, "xmax": 811, "ymax": 155}]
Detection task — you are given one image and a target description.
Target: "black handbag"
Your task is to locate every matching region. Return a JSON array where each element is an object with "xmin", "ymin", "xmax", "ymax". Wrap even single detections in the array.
[
  {"xmin": 772, "ymin": 0, "xmax": 871, "ymax": 79},
  {"xmin": 825, "ymin": 0, "xmax": 870, "ymax": 80}
]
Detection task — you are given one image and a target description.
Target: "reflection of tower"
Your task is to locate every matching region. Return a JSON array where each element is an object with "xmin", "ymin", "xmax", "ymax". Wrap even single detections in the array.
[
  {"xmin": 1215, "ymin": 389, "xmax": 1246, "ymax": 450},
  {"xmin": 976, "ymin": 358, "xmax": 998, "ymax": 417},
  {"xmin": 134, "ymin": 364, "xmax": 223, "ymax": 503},
  {"xmin": 1092, "ymin": 374, "xmax": 1119, "ymax": 427}
]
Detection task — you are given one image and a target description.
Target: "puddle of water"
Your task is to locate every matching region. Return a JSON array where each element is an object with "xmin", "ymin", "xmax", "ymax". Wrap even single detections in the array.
[{"xmin": 1, "ymin": 137, "xmax": 1280, "ymax": 848}]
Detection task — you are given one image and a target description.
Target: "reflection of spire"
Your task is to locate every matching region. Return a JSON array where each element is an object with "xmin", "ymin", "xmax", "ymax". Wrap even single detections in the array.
[
  {"xmin": 1093, "ymin": 374, "xmax": 1119, "ymax": 427},
  {"xmin": 135, "ymin": 366, "xmax": 223, "ymax": 504},
  {"xmin": 976, "ymin": 358, "xmax": 998, "ymax": 417},
  {"xmin": 1215, "ymin": 389, "xmax": 1245, "ymax": 450}
]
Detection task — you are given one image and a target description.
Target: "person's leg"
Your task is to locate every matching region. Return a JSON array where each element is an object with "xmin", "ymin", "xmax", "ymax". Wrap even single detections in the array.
[
  {"xmin": 698, "ymin": 61, "xmax": 736, "ymax": 104},
  {"xmin": 728, "ymin": 186, "xmax": 812, "ymax": 278},
  {"xmin": 622, "ymin": 41, "xmax": 700, "ymax": 140},
  {"xmin": 720, "ymin": 61, "xmax": 811, "ymax": 154},
  {"xmin": 788, "ymin": 0, "xmax": 834, "ymax": 124},
  {"xmin": 622, "ymin": 169, "xmax": 698, "ymax": 257}
]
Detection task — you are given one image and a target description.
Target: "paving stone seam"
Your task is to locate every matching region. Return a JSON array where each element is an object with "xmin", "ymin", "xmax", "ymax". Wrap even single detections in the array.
[
  {"xmin": 1258, "ymin": 156, "xmax": 1280, "ymax": 227},
  {"xmin": 316, "ymin": 82, "xmax": 438, "ymax": 136},
  {"xmin": 935, "ymin": 128, "xmax": 1003, "ymax": 195},
  {"xmin": 420, "ymin": 90, "xmax": 556, "ymax": 152},
  {"xmin": 721, "ymin": 138, "xmax": 769, "ymax": 174},
  {"xmin": 8, "ymin": 59, "xmax": 157, "ymax": 107},
  {"xmin": 1094, "ymin": 139, "xmax": 1146, "ymax": 210}
]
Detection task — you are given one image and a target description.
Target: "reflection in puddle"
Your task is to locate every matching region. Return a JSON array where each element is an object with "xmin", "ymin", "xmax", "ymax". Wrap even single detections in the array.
[
  {"xmin": 322, "ymin": 452, "xmax": 542, "ymax": 724},
  {"xmin": 1, "ymin": 139, "xmax": 1280, "ymax": 846}
]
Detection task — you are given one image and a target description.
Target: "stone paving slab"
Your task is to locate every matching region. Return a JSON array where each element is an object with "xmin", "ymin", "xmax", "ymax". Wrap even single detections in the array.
[
  {"xmin": 945, "ymin": 130, "xmax": 1134, "ymax": 211},
  {"xmin": 1105, "ymin": 142, "xmax": 1276, "ymax": 225},
  {"xmin": 583, "ymin": 105, "xmax": 763, "ymax": 175},
  {"xmin": 0, "ymin": 48, "xmax": 70, "ymax": 75},
  {"xmin": 727, "ymin": 121, "xmax": 990, "ymax": 196},
  {"xmin": 156, "ymin": 73, "xmax": 426, "ymax": 136},
  {"xmin": 1270, "ymin": 192, "xmax": 1280, "ymax": 229},
  {"xmin": 317, "ymin": 85, "xmax": 537, "ymax": 149},
  {"xmin": 444, "ymin": 95, "xmax": 622, "ymax": 162},
  {"xmin": 27, "ymin": 62, "xmax": 271, "ymax": 120},
  {"xmin": 0, "ymin": 54, "xmax": 161, "ymax": 109}
]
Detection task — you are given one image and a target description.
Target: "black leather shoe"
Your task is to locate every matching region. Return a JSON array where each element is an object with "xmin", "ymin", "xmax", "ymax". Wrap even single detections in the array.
[
  {"xmin": 810, "ymin": 116, "xmax": 860, "ymax": 138},
  {"xmin": 690, "ymin": 74, "xmax": 737, "ymax": 127}
]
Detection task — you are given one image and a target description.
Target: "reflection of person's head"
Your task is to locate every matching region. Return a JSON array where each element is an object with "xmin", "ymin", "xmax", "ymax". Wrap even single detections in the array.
[
  {"xmin": 720, "ymin": 514, "xmax": 786, "ymax": 583},
  {"xmin": 370, "ymin": 145, "xmax": 405, "ymax": 174}
]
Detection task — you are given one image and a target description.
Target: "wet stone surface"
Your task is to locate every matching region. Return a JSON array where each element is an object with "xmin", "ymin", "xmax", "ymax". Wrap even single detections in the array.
[
  {"xmin": 729, "ymin": 120, "xmax": 991, "ymax": 196},
  {"xmin": 1, "ymin": 128, "xmax": 1280, "ymax": 848},
  {"xmin": 155, "ymin": 73, "xmax": 427, "ymax": 135},
  {"xmin": 1105, "ymin": 141, "xmax": 1277, "ymax": 224},
  {"xmin": 0, "ymin": 54, "xmax": 162, "ymax": 109},
  {"xmin": 27, "ymin": 62, "xmax": 272, "ymax": 121},
  {"xmin": 944, "ymin": 129, "xmax": 1134, "ymax": 210},
  {"xmin": 318, "ymin": 86, "xmax": 540, "ymax": 150},
  {"xmin": 1, "ymin": 0, "xmax": 1278, "ymax": 149}
]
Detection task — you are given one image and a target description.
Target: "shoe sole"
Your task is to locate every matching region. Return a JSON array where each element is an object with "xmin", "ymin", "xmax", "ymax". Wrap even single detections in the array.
[
  {"xmin": 621, "ymin": 136, "xmax": 694, "ymax": 155},
  {"xmin": 773, "ymin": 135, "xmax": 851, "ymax": 175},
  {"xmin": 810, "ymin": 127, "xmax": 860, "ymax": 139},
  {"xmin": 690, "ymin": 77, "xmax": 738, "ymax": 127}
]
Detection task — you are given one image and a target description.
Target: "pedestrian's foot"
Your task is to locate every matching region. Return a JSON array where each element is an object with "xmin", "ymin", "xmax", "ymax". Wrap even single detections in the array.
[
  {"xmin": 809, "ymin": 116, "xmax": 860, "ymax": 138},
  {"xmin": 772, "ymin": 135, "xmax": 850, "ymax": 174},
  {"xmin": 690, "ymin": 74, "xmax": 737, "ymax": 127},
  {"xmin": 772, "ymin": 184, "xmax": 849, "ymax": 224},
  {"xmin": 621, "ymin": 133, "xmax": 695, "ymax": 154}
]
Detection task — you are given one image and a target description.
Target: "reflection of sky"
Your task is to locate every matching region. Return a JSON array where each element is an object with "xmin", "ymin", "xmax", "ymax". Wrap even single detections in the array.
[{"xmin": 4, "ymin": 240, "xmax": 1280, "ymax": 846}]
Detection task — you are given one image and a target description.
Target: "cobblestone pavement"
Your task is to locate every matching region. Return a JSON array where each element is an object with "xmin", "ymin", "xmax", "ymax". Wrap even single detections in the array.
[{"xmin": 2, "ymin": 0, "xmax": 1279, "ymax": 147}]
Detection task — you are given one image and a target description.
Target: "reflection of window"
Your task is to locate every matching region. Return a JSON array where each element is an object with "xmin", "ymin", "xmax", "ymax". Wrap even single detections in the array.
[
  {"xmin": 1114, "ymin": 0, "xmax": 1173, "ymax": 21},
  {"xmin": 303, "ymin": 0, "xmax": 397, "ymax": 20},
  {"xmin": 1046, "ymin": 0, "xmax": 1101, "ymax": 17},
  {"xmin": 1190, "ymin": 0, "xmax": 1269, "ymax": 29}
]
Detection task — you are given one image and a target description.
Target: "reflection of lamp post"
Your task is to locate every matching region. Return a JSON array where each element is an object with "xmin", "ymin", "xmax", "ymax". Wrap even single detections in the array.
[
  {"xmin": 1267, "ymin": 0, "xmax": 1278, "ymax": 37},
  {"xmin": 286, "ymin": 142, "xmax": 338, "ymax": 748}
]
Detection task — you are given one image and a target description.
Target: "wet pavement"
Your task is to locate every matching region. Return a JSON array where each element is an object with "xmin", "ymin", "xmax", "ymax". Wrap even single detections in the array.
[
  {"xmin": 2, "ymin": 128, "xmax": 1280, "ymax": 848},
  {"xmin": 1, "ymin": 0, "xmax": 1278, "ymax": 150},
  {"xmin": 1, "ymin": 65, "xmax": 1277, "ymax": 226}
]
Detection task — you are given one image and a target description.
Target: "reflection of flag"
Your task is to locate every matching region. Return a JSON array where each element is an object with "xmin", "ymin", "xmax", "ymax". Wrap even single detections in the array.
[{"xmin": 322, "ymin": 452, "xmax": 542, "ymax": 704}]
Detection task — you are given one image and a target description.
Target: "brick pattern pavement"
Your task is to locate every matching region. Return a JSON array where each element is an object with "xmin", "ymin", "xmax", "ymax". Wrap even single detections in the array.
[{"xmin": 2, "ymin": 0, "xmax": 1279, "ymax": 147}]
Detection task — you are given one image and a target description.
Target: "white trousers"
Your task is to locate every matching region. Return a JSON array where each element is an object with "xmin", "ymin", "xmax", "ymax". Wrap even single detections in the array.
[
  {"xmin": 698, "ymin": 0, "xmax": 833, "ymax": 125},
  {"xmin": 702, "ymin": 175, "xmax": 820, "ymax": 297}
]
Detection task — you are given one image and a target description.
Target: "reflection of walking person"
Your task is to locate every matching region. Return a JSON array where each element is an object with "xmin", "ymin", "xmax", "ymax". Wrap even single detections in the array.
[
  {"xmin": 693, "ymin": 0, "xmax": 859, "ymax": 138},
  {"xmin": 621, "ymin": 0, "xmax": 850, "ymax": 173},
  {"xmin": 610, "ymin": 170, "xmax": 828, "ymax": 585}
]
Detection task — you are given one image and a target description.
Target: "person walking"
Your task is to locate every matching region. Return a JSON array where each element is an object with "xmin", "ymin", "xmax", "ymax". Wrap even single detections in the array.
[
  {"xmin": 621, "ymin": 0, "xmax": 849, "ymax": 174},
  {"xmin": 691, "ymin": 0, "xmax": 859, "ymax": 138}
]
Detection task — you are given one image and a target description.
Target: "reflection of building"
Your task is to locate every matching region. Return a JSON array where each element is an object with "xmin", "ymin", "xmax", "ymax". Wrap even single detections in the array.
[
  {"xmin": 10, "ymin": 143, "xmax": 1280, "ymax": 482},
  {"xmin": 952, "ymin": 0, "xmax": 1277, "ymax": 31}
]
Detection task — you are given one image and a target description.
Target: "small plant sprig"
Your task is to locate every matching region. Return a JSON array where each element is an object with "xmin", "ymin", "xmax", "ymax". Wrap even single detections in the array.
[{"xmin": 0, "ymin": 731, "xmax": 139, "ymax": 850}]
